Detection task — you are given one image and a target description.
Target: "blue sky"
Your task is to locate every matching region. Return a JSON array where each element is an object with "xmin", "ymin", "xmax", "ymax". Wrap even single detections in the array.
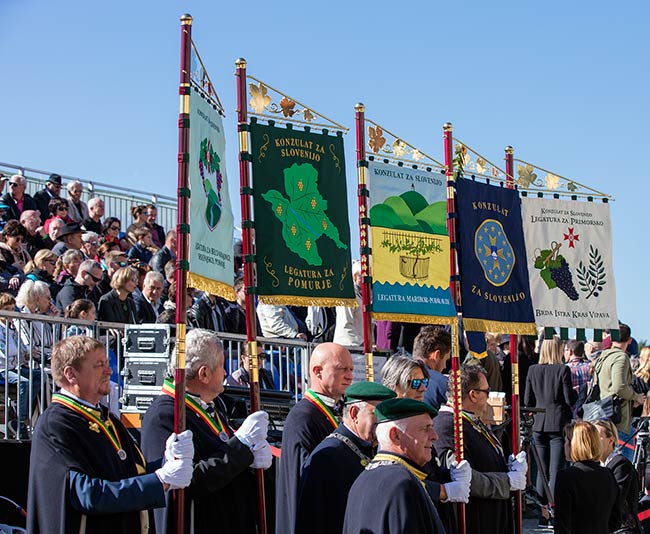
[{"xmin": 1, "ymin": 1, "xmax": 648, "ymax": 339}]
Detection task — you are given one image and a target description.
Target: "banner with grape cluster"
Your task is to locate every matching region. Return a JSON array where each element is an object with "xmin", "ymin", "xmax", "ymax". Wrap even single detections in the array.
[
  {"xmin": 521, "ymin": 197, "xmax": 618, "ymax": 329},
  {"xmin": 367, "ymin": 160, "xmax": 456, "ymax": 323},
  {"xmin": 456, "ymin": 178, "xmax": 537, "ymax": 334},
  {"xmin": 249, "ymin": 119, "xmax": 356, "ymax": 306},
  {"xmin": 187, "ymin": 90, "xmax": 235, "ymax": 300}
]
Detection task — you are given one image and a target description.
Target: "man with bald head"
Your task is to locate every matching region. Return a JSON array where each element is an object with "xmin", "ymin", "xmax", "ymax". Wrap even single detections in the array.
[{"xmin": 276, "ymin": 342, "xmax": 354, "ymax": 534}]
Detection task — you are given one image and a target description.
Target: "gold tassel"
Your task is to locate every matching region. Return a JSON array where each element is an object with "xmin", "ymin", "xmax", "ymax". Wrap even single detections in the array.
[
  {"xmin": 187, "ymin": 272, "xmax": 236, "ymax": 302},
  {"xmin": 462, "ymin": 318, "xmax": 537, "ymax": 335},
  {"xmin": 258, "ymin": 295, "xmax": 358, "ymax": 307},
  {"xmin": 373, "ymin": 312, "xmax": 457, "ymax": 325}
]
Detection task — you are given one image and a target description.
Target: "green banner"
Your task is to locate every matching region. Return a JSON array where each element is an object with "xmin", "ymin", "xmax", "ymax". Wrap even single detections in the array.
[
  {"xmin": 187, "ymin": 90, "xmax": 235, "ymax": 301},
  {"xmin": 250, "ymin": 120, "xmax": 355, "ymax": 306}
]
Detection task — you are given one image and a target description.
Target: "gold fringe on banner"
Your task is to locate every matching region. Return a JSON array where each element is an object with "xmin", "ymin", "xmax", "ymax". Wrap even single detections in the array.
[
  {"xmin": 462, "ymin": 318, "xmax": 537, "ymax": 335},
  {"xmin": 373, "ymin": 312, "xmax": 457, "ymax": 326},
  {"xmin": 187, "ymin": 272, "xmax": 236, "ymax": 302},
  {"xmin": 258, "ymin": 295, "xmax": 358, "ymax": 308}
]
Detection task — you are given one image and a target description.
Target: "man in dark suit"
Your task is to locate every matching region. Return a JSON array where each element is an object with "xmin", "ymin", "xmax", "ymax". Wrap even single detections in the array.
[
  {"xmin": 149, "ymin": 229, "xmax": 176, "ymax": 274},
  {"xmin": 33, "ymin": 173, "xmax": 63, "ymax": 223},
  {"xmin": 144, "ymin": 204, "xmax": 165, "ymax": 249},
  {"xmin": 134, "ymin": 271, "xmax": 164, "ymax": 324},
  {"xmin": 1, "ymin": 175, "xmax": 38, "ymax": 222}
]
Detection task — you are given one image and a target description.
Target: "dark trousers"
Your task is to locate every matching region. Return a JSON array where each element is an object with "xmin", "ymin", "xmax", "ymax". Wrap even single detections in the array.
[{"xmin": 533, "ymin": 431, "xmax": 565, "ymax": 503}]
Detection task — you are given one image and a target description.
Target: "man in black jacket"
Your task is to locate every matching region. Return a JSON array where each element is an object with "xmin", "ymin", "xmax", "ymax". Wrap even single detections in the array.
[
  {"xmin": 33, "ymin": 173, "xmax": 62, "ymax": 223},
  {"xmin": 144, "ymin": 204, "xmax": 165, "ymax": 249},
  {"xmin": 1, "ymin": 175, "xmax": 37, "ymax": 222},
  {"xmin": 134, "ymin": 271, "xmax": 164, "ymax": 324},
  {"xmin": 55, "ymin": 259, "xmax": 103, "ymax": 311},
  {"xmin": 150, "ymin": 229, "xmax": 176, "ymax": 274},
  {"xmin": 188, "ymin": 292, "xmax": 229, "ymax": 332}
]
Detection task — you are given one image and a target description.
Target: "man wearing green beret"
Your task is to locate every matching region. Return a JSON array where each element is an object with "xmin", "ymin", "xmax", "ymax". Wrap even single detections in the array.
[
  {"xmin": 295, "ymin": 382, "xmax": 396, "ymax": 534},
  {"xmin": 342, "ymin": 398, "xmax": 447, "ymax": 534}
]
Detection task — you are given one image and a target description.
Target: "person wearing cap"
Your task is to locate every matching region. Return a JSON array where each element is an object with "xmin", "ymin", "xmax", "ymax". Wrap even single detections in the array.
[
  {"xmin": 1, "ymin": 174, "xmax": 38, "ymax": 223},
  {"xmin": 33, "ymin": 173, "xmax": 63, "ymax": 223},
  {"xmin": 141, "ymin": 329, "xmax": 272, "ymax": 534},
  {"xmin": 276, "ymin": 342, "xmax": 354, "ymax": 534},
  {"xmin": 52, "ymin": 221, "xmax": 84, "ymax": 256},
  {"xmin": 343, "ymin": 398, "xmax": 447, "ymax": 534},
  {"xmin": 434, "ymin": 364, "xmax": 527, "ymax": 534},
  {"xmin": 295, "ymin": 382, "xmax": 396, "ymax": 534}
]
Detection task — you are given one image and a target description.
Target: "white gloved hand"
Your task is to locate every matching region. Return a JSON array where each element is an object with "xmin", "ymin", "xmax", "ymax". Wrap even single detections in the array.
[
  {"xmin": 164, "ymin": 430, "xmax": 194, "ymax": 463},
  {"xmin": 443, "ymin": 480, "xmax": 470, "ymax": 503},
  {"xmin": 508, "ymin": 469, "xmax": 527, "ymax": 491},
  {"xmin": 156, "ymin": 458, "xmax": 193, "ymax": 489},
  {"xmin": 250, "ymin": 440, "xmax": 273, "ymax": 470},
  {"xmin": 235, "ymin": 411, "xmax": 269, "ymax": 448},
  {"xmin": 450, "ymin": 459, "xmax": 472, "ymax": 485},
  {"xmin": 508, "ymin": 451, "xmax": 528, "ymax": 473}
]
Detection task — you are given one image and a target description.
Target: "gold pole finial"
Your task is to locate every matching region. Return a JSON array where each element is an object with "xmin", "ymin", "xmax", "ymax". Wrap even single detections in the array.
[
  {"xmin": 180, "ymin": 13, "xmax": 192, "ymax": 24},
  {"xmin": 443, "ymin": 122, "xmax": 453, "ymax": 132},
  {"xmin": 355, "ymin": 102, "xmax": 365, "ymax": 112},
  {"xmin": 235, "ymin": 58, "xmax": 247, "ymax": 68},
  {"xmin": 506, "ymin": 145, "xmax": 514, "ymax": 154}
]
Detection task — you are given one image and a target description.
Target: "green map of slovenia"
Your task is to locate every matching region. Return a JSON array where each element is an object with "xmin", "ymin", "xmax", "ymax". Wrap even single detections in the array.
[{"xmin": 262, "ymin": 163, "xmax": 347, "ymax": 266}]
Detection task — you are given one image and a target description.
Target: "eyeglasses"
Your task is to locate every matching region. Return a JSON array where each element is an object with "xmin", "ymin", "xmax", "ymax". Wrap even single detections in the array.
[
  {"xmin": 9, "ymin": 183, "xmax": 20, "ymax": 188},
  {"xmin": 109, "ymin": 226, "xmax": 120, "ymax": 231},
  {"xmin": 472, "ymin": 387, "xmax": 491, "ymax": 395},
  {"xmin": 86, "ymin": 241, "xmax": 99, "ymax": 246},
  {"xmin": 409, "ymin": 377, "xmax": 429, "ymax": 390},
  {"xmin": 56, "ymin": 206, "xmax": 68, "ymax": 211},
  {"xmin": 84, "ymin": 271, "xmax": 103, "ymax": 283}
]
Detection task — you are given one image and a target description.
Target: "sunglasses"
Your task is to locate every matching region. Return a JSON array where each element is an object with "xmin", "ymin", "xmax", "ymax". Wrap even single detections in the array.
[
  {"xmin": 56, "ymin": 206, "xmax": 68, "ymax": 211},
  {"xmin": 84, "ymin": 271, "xmax": 103, "ymax": 283},
  {"xmin": 9, "ymin": 183, "xmax": 20, "ymax": 188},
  {"xmin": 410, "ymin": 377, "xmax": 429, "ymax": 390},
  {"xmin": 86, "ymin": 241, "xmax": 99, "ymax": 246},
  {"xmin": 109, "ymin": 226, "xmax": 120, "ymax": 231},
  {"xmin": 472, "ymin": 387, "xmax": 491, "ymax": 395}
]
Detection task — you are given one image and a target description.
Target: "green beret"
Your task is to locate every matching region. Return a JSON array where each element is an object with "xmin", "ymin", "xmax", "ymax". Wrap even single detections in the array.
[
  {"xmin": 345, "ymin": 382, "xmax": 397, "ymax": 403},
  {"xmin": 375, "ymin": 398, "xmax": 438, "ymax": 423}
]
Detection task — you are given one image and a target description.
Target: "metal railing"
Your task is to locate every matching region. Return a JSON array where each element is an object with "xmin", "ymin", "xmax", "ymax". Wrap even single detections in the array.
[{"xmin": 0, "ymin": 162, "xmax": 178, "ymax": 234}]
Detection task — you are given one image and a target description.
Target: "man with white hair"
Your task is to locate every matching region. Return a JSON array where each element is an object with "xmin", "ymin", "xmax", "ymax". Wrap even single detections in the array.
[
  {"xmin": 141, "ymin": 329, "xmax": 272, "ymax": 533},
  {"xmin": 80, "ymin": 231, "xmax": 100, "ymax": 260},
  {"xmin": 66, "ymin": 180, "xmax": 89, "ymax": 222},
  {"xmin": 1, "ymin": 174, "xmax": 37, "ymax": 222},
  {"xmin": 342, "ymin": 398, "xmax": 448, "ymax": 534},
  {"xmin": 134, "ymin": 270, "xmax": 164, "ymax": 323},
  {"xmin": 82, "ymin": 197, "xmax": 105, "ymax": 234},
  {"xmin": 20, "ymin": 209, "xmax": 47, "ymax": 256}
]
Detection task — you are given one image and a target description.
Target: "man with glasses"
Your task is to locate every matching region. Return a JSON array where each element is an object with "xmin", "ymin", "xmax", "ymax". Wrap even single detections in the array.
[
  {"xmin": 226, "ymin": 342, "xmax": 276, "ymax": 389},
  {"xmin": 1, "ymin": 174, "xmax": 37, "ymax": 222},
  {"xmin": 97, "ymin": 250, "xmax": 128, "ymax": 296},
  {"xmin": 434, "ymin": 364, "xmax": 527, "ymax": 534},
  {"xmin": 80, "ymin": 231, "xmax": 100, "ymax": 261},
  {"xmin": 34, "ymin": 173, "xmax": 62, "ymax": 224},
  {"xmin": 55, "ymin": 259, "xmax": 104, "ymax": 311},
  {"xmin": 413, "ymin": 326, "xmax": 452, "ymax": 412}
]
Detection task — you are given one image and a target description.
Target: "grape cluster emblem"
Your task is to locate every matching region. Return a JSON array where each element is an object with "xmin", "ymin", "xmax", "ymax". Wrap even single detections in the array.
[
  {"xmin": 533, "ymin": 241, "xmax": 580, "ymax": 300},
  {"xmin": 199, "ymin": 138, "xmax": 223, "ymax": 231}
]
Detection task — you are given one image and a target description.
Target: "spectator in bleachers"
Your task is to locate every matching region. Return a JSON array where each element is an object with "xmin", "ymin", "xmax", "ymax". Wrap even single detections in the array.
[
  {"xmin": 160, "ymin": 260, "xmax": 175, "ymax": 302},
  {"xmin": 0, "ymin": 292, "xmax": 40, "ymax": 438},
  {"xmin": 54, "ymin": 248, "xmax": 83, "ymax": 287},
  {"xmin": 224, "ymin": 276, "xmax": 261, "ymax": 336},
  {"xmin": 1, "ymin": 175, "xmax": 37, "ymax": 222},
  {"xmin": 126, "ymin": 204, "xmax": 147, "ymax": 246},
  {"xmin": 132, "ymin": 262, "xmax": 151, "ymax": 300},
  {"xmin": 43, "ymin": 198, "xmax": 73, "ymax": 234},
  {"xmin": 25, "ymin": 249, "xmax": 61, "ymax": 298},
  {"xmin": 65, "ymin": 180, "xmax": 88, "ymax": 222},
  {"xmin": 145, "ymin": 204, "xmax": 165, "ymax": 249},
  {"xmin": 0, "ymin": 220, "xmax": 31, "ymax": 272},
  {"xmin": 156, "ymin": 280, "xmax": 176, "ymax": 325},
  {"xmin": 97, "ymin": 249, "xmax": 127, "ymax": 296},
  {"xmin": 80, "ymin": 231, "xmax": 100, "ymax": 261},
  {"xmin": 134, "ymin": 271, "xmax": 164, "ymax": 324},
  {"xmin": 97, "ymin": 266, "xmax": 138, "ymax": 324},
  {"xmin": 42, "ymin": 217, "xmax": 64, "ymax": 249},
  {"xmin": 51, "ymin": 221, "xmax": 83, "ymax": 256},
  {"xmin": 188, "ymin": 291, "xmax": 228, "ymax": 332},
  {"xmin": 126, "ymin": 227, "xmax": 154, "ymax": 264},
  {"xmin": 102, "ymin": 216, "xmax": 129, "ymax": 251},
  {"xmin": 150, "ymin": 229, "xmax": 176, "ymax": 274},
  {"xmin": 33, "ymin": 173, "xmax": 62, "ymax": 224},
  {"xmin": 226, "ymin": 342, "xmax": 276, "ymax": 389},
  {"xmin": 81, "ymin": 197, "xmax": 104, "ymax": 234},
  {"xmin": 55, "ymin": 259, "xmax": 103, "ymax": 311},
  {"xmin": 15, "ymin": 279, "xmax": 58, "ymax": 363},
  {"xmin": 20, "ymin": 210, "xmax": 47, "ymax": 256},
  {"xmin": 63, "ymin": 298, "xmax": 96, "ymax": 337}
]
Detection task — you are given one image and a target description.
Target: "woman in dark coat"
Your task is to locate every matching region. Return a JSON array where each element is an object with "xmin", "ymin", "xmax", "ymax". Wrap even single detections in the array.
[
  {"xmin": 524, "ymin": 336, "xmax": 577, "ymax": 512},
  {"xmin": 97, "ymin": 265, "xmax": 138, "ymax": 324},
  {"xmin": 595, "ymin": 419, "xmax": 642, "ymax": 533},
  {"xmin": 554, "ymin": 421, "xmax": 621, "ymax": 534}
]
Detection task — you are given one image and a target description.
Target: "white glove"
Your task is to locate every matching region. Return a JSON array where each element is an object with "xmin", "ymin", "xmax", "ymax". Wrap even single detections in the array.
[
  {"xmin": 250, "ymin": 440, "xmax": 273, "ymax": 470},
  {"xmin": 508, "ymin": 469, "xmax": 527, "ymax": 491},
  {"xmin": 235, "ymin": 411, "xmax": 269, "ymax": 448},
  {"xmin": 164, "ymin": 430, "xmax": 194, "ymax": 462},
  {"xmin": 508, "ymin": 451, "xmax": 528, "ymax": 473},
  {"xmin": 156, "ymin": 458, "xmax": 193, "ymax": 490},
  {"xmin": 450, "ymin": 459, "xmax": 472, "ymax": 485},
  {"xmin": 443, "ymin": 460, "xmax": 472, "ymax": 503}
]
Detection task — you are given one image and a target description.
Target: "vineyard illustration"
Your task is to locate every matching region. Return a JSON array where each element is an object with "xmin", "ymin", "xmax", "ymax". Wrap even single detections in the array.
[
  {"xmin": 199, "ymin": 138, "xmax": 224, "ymax": 231},
  {"xmin": 370, "ymin": 190, "xmax": 447, "ymax": 281}
]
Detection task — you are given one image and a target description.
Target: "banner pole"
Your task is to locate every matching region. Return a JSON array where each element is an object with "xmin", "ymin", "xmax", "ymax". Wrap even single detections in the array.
[
  {"xmin": 174, "ymin": 13, "xmax": 192, "ymax": 533},
  {"xmin": 236, "ymin": 57, "xmax": 267, "ymax": 534},
  {"xmin": 355, "ymin": 103, "xmax": 374, "ymax": 381},
  {"xmin": 444, "ymin": 122, "xmax": 466, "ymax": 534},
  {"xmin": 505, "ymin": 145, "xmax": 523, "ymax": 534}
]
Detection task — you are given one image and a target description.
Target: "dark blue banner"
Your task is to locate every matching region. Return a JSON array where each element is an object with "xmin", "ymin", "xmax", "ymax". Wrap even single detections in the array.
[{"xmin": 456, "ymin": 179, "xmax": 536, "ymax": 334}]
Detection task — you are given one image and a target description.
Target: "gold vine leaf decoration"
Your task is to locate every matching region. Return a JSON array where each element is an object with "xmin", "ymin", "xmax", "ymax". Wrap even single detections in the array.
[
  {"xmin": 412, "ymin": 149, "xmax": 422, "ymax": 161},
  {"xmin": 476, "ymin": 156, "xmax": 487, "ymax": 174},
  {"xmin": 393, "ymin": 139, "xmax": 407, "ymax": 157},
  {"xmin": 545, "ymin": 173, "xmax": 560, "ymax": 190},
  {"xmin": 249, "ymin": 82, "xmax": 271, "ymax": 114},
  {"xmin": 517, "ymin": 164, "xmax": 537, "ymax": 187},
  {"xmin": 368, "ymin": 126, "xmax": 386, "ymax": 154},
  {"xmin": 567, "ymin": 182, "xmax": 577, "ymax": 192},
  {"xmin": 280, "ymin": 97, "xmax": 296, "ymax": 118},
  {"xmin": 491, "ymin": 167, "xmax": 500, "ymax": 178},
  {"xmin": 303, "ymin": 109, "xmax": 315, "ymax": 122}
]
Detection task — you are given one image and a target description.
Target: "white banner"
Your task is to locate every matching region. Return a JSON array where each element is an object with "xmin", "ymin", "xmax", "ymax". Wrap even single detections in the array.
[{"xmin": 521, "ymin": 197, "xmax": 618, "ymax": 329}]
